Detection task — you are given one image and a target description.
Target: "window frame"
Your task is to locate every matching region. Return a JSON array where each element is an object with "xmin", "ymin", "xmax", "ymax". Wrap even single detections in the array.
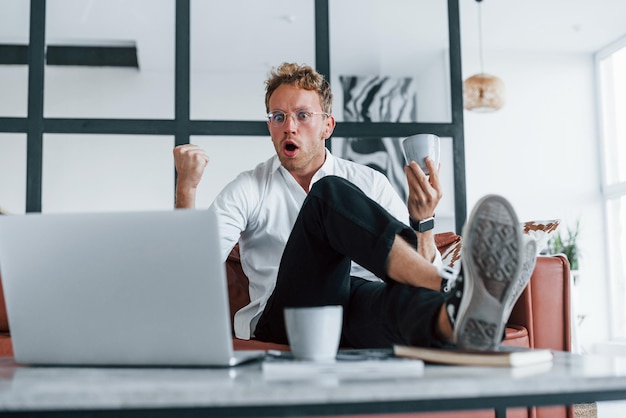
[
  {"xmin": 0, "ymin": 0, "xmax": 468, "ymax": 233},
  {"xmin": 595, "ymin": 34, "xmax": 626, "ymax": 339}
]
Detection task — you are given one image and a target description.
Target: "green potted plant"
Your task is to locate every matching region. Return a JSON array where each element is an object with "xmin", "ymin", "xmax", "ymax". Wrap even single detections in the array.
[{"xmin": 547, "ymin": 219, "xmax": 580, "ymax": 279}]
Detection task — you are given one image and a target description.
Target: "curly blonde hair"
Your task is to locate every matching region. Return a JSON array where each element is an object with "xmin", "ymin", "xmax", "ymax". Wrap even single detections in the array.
[{"xmin": 265, "ymin": 62, "xmax": 333, "ymax": 114}]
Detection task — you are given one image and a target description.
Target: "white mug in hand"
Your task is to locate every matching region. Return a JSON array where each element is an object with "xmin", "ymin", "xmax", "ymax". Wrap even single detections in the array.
[
  {"xmin": 284, "ymin": 305, "xmax": 343, "ymax": 362},
  {"xmin": 402, "ymin": 133, "xmax": 440, "ymax": 175}
]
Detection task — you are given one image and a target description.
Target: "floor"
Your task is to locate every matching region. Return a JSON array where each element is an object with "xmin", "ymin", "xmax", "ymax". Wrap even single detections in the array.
[{"xmin": 597, "ymin": 400, "xmax": 626, "ymax": 417}]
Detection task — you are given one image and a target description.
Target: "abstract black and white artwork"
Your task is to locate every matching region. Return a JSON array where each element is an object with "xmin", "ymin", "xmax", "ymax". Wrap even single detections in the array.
[{"xmin": 333, "ymin": 76, "xmax": 418, "ymax": 202}]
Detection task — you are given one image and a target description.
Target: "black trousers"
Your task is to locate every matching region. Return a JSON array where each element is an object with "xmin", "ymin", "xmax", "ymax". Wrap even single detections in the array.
[{"xmin": 254, "ymin": 176, "xmax": 445, "ymax": 348}]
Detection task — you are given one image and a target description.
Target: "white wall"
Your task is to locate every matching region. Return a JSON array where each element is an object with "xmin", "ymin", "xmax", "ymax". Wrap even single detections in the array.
[{"xmin": 462, "ymin": 48, "xmax": 609, "ymax": 348}]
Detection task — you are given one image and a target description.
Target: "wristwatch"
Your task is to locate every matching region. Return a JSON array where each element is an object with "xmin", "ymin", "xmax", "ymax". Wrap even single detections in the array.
[{"xmin": 410, "ymin": 216, "xmax": 435, "ymax": 233}]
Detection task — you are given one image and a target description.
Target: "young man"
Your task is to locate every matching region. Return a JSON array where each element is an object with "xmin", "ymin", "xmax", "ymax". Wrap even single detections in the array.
[{"xmin": 174, "ymin": 62, "xmax": 525, "ymax": 351}]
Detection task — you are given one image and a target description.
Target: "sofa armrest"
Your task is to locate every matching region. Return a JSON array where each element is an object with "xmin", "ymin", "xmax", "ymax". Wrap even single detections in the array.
[{"xmin": 508, "ymin": 254, "xmax": 571, "ymax": 351}]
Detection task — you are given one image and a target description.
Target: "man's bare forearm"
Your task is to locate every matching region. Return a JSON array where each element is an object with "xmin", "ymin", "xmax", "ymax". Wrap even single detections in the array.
[
  {"xmin": 175, "ymin": 185, "xmax": 197, "ymax": 209},
  {"xmin": 416, "ymin": 231, "xmax": 437, "ymax": 263}
]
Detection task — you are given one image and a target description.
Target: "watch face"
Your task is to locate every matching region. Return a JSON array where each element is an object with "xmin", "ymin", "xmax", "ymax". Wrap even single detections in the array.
[{"xmin": 418, "ymin": 218, "xmax": 435, "ymax": 232}]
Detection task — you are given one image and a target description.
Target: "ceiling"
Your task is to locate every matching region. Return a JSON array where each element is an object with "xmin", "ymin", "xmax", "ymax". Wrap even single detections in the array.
[
  {"xmin": 1, "ymin": 0, "xmax": 626, "ymax": 70},
  {"xmin": 460, "ymin": 0, "xmax": 626, "ymax": 54}
]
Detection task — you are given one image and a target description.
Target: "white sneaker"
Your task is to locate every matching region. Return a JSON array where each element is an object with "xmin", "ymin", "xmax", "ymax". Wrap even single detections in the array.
[{"xmin": 446, "ymin": 194, "xmax": 524, "ymax": 350}]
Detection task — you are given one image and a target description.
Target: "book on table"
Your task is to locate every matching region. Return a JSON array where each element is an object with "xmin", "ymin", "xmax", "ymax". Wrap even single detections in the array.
[
  {"xmin": 262, "ymin": 348, "xmax": 424, "ymax": 380},
  {"xmin": 393, "ymin": 345, "xmax": 554, "ymax": 367}
]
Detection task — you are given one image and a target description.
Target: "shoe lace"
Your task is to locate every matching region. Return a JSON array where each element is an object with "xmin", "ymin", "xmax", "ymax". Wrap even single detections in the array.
[{"xmin": 439, "ymin": 265, "xmax": 458, "ymax": 293}]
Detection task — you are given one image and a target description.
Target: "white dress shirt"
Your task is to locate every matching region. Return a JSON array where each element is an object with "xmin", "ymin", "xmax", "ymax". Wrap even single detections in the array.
[{"xmin": 210, "ymin": 149, "xmax": 441, "ymax": 339}]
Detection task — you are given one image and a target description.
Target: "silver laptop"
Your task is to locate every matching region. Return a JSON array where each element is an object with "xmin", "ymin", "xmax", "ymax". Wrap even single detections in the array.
[{"xmin": 0, "ymin": 209, "xmax": 265, "ymax": 367}]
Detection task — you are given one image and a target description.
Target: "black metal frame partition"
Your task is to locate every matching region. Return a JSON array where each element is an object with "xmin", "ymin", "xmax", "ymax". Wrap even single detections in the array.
[{"xmin": 0, "ymin": 0, "xmax": 467, "ymax": 233}]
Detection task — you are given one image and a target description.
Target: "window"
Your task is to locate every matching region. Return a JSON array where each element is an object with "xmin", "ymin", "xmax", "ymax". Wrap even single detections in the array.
[
  {"xmin": 0, "ymin": 134, "xmax": 27, "ymax": 214},
  {"xmin": 0, "ymin": 0, "xmax": 29, "ymax": 117},
  {"xmin": 0, "ymin": 0, "xmax": 467, "ymax": 232},
  {"xmin": 44, "ymin": 0, "xmax": 175, "ymax": 119},
  {"xmin": 596, "ymin": 37, "xmax": 626, "ymax": 339}
]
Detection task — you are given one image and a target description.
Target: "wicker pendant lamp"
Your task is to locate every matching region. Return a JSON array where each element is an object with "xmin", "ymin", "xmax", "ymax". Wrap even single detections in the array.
[{"xmin": 463, "ymin": 0, "xmax": 506, "ymax": 112}]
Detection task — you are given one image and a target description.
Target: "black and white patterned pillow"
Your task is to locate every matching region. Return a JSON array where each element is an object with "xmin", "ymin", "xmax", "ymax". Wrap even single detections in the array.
[
  {"xmin": 521, "ymin": 219, "xmax": 561, "ymax": 254},
  {"xmin": 441, "ymin": 219, "xmax": 561, "ymax": 271}
]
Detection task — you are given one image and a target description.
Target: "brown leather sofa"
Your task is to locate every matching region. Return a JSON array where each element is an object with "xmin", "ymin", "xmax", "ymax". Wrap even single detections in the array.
[
  {"xmin": 227, "ymin": 233, "xmax": 573, "ymax": 418},
  {"xmin": 0, "ymin": 233, "xmax": 572, "ymax": 418}
]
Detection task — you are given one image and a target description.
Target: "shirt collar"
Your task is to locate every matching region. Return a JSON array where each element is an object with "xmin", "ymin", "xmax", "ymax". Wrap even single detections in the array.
[
  {"xmin": 312, "ymin": 148, "xmax": 335, "ymax": 181},
  {"xmin": 270, "ymin": 154, "xmax": 282, "ymax": 173}
]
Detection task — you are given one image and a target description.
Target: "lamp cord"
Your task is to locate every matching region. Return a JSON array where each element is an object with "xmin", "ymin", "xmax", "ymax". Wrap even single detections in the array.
[{"xmin": 477, "ymin": 0, "xmax": 485, "ymax": 74}]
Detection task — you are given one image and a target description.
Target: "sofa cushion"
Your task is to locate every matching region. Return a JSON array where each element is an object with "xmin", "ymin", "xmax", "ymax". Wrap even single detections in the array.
[
  {"xmin": 236, "ymin": 325, "xmax": 529, "ymax": 352},
  {"xmin": 233, "ymin": 338, "xmax": 289, "ymax": 352},
  {"xmin": 501, "ymin": 325, "xmax": 530, "ymax": 348},
  {"xmin": 225, "ymin": 245, "xmax": 250, "ymax": 331}
]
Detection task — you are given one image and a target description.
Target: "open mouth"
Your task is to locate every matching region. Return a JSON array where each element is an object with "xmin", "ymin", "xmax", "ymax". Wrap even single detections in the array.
[{"xmin": 283, "ymin": 142, "xmax": 299, "ymax": 157}]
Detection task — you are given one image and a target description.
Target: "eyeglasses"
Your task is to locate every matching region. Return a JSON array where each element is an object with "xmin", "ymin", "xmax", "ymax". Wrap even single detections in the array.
[{"xmin": 266, "ymin": 110, "xmax": 329, "ymax": 127}]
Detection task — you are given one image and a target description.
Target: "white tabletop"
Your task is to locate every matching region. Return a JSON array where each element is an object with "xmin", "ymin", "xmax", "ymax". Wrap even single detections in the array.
[{"xmin": 0, "ymin": 352, "xmax": 626, "ymax": 416}]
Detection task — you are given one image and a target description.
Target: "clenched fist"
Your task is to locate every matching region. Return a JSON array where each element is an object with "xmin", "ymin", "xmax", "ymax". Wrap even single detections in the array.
[{"xmin": 173, "ymin": 144, "xmax": 209, "ymax": 208}]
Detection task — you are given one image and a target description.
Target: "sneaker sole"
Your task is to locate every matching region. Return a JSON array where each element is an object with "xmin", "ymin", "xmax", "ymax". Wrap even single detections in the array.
[{"xmin": 455, "ymin": 195, "xmax": 523, "ymax": 350}]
